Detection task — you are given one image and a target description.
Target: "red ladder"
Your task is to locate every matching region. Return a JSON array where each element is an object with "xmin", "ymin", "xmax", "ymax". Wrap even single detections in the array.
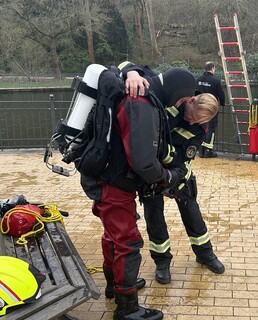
[{"xmin": 214, "ymin": 13, "xmax": 252, "ymax": 153}]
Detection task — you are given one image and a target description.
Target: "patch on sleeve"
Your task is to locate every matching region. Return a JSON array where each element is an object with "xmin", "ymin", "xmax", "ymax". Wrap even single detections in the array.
[{"xmin": 186, "ymin": 145, "xmax": 197, "ymax": 159}]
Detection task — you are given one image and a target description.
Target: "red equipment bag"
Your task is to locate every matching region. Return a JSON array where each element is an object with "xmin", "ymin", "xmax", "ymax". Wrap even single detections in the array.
[
  {"xmin": 249, "ymin": 125, "xmax": 258, "ymax": 154},
  {"xmin": 1, "ymin": 204, "xmax": 44, "ymax": 237}
]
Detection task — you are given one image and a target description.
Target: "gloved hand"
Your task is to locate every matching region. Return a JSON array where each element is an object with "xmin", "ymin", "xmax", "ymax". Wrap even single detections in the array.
[
  {"xmin": 161, "ymin": 186, "xmax": 180, "ymax": 199},
  {"xmin": 162, "ymin": 167, "xmax": 187, "ymax": 189},
  {"xmin": 158, "ymin": 168, "xmax": 186, "ymax": 199}
]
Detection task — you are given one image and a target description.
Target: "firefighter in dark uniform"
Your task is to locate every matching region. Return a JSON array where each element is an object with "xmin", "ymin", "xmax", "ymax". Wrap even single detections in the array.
[
  {"xmin": 196, "ymin": 61, "xmax": 225, "ymax": 158},
  {"xmin": 120, "ymin": 62, "xmax": 225, "ymax": 285},
  {"xmin": 143, "ymin": 101, "xmax": 225, "ymax": 284}
]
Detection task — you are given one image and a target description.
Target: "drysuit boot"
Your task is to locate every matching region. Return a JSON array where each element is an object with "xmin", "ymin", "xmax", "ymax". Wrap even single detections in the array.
[
  {"xmin": 113, "ymin": 291, "xmax": 163, "ymax": 320},
  {"xmin": 103, "ymin": 267, "xmax": 146, "ymax": 298}
]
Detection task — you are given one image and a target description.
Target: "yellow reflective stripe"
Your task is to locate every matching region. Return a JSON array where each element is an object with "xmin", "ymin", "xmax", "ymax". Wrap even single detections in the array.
[
  {"xmin": 178, "ymin": 162, "xmax": 192, "ymax": 190},
  {"xmin": 162, "ymin": 144, "xmax": 175, "ymax": 165},
  {"xmin": 166, "ymin": 106, "xmax": 179, "ymax": 118},
  {"xmin": 173, "ymin": 127, "xmax": 195, "ymax": 140},
  {"xmin": 118, "ymin": 61, "xmax": 131, "ymax": 70},
  {"xmin": 189, "ymin": 232, "xmax": 210, "ymax": 246},
  {"xmin": 249, "ymin": 102, "xmax": 258, "ymax": 128},
  {"xmin": 201, "ymin": 133, "xmax": 215, "ymax": 149},
  {"xmin": 149, "ymin": 238, "xmax": 171, "ymax": 253}
]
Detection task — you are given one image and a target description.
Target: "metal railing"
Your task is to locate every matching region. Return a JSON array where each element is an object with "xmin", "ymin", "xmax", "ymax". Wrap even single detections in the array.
[
  {"xmin": 0, "ymin": 94, "xmax": 69, "ymax": 149},
  {"xmin": 0, "ymin": 95, "xmax": 255, "ymax": 159}
]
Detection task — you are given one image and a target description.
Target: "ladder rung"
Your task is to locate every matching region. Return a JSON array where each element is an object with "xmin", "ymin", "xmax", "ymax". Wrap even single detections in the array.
[
  {"xmin": 215, "ymin": 13, "xmax": 253, "ymax": 110},
  {"xmin": 227, "ymin": 71, "xmax": 244, "ymax": 74},
  {"xmin": 232, "ymin": 98, "xmax": 249, "ymax": 101},
  {"xmin": 219, "ymin": 26, "xmax": 235, "ymax": 30},
  {"xmin": 240, "ymin": 133, "xmax": 248, "ymax": 136},
  {"xmin": 237, "ymin": 121, "xmax": 249, "ymax": 124},
  {"xmin": 225, "ymin": 57, "xmax": 241, "ymax": 61},
  {"xmin": 234, "ymin": 109, "xmax": 249, "ymax": 113},
  {"xmin": 222, "ymin": 42, "xmax": 238, "ymax": 46},
  {"xmin": 229, "ymin": 84, "xmax": 246, "ymax": 88}
]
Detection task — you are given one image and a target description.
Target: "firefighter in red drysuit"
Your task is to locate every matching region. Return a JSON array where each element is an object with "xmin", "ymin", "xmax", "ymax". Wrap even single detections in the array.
[{"xmin": 80, "ymin": 67, "xmax": 196, "ymax": 320}]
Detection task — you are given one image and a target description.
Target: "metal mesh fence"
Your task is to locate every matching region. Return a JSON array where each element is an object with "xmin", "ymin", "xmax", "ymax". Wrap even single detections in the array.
[{"xmin": 0, "ymin": 95, "xmax": 256, "ymax": 159}]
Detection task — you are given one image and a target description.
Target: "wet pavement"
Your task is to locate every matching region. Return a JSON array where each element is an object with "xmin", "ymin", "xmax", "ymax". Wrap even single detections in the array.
[{"xmin": 0, "ymin": 150, "xmax": 257, "ymax": 320}]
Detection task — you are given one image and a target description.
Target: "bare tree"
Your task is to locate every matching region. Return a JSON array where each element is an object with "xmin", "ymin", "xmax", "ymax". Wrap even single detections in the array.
[
  {"xmin": 71, "ymin": 0, "xmax": 114, "ymax": 64},
  {"xmin": 1, "ymin": 0, "xmax": 258, "ymax": 73},
  {"xmin": 4, "ymin": 0, "xmax": 74, "ymax": 77},
  {"xmin": 0, "ymin": 20, "xmax": 49, "ymax": 76},
  {"xmin": 143, "ymin": 0, "xmax": 161, "ymax": 60},
  {"xmin": 132, "ymin": 0, "xmax": 145, "ymax": 59}
]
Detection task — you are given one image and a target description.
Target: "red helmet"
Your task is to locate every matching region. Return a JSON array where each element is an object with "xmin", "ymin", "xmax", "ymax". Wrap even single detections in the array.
[{"xmin": 1, "ymin": 204, "xmax": 44, "ymax": 237}]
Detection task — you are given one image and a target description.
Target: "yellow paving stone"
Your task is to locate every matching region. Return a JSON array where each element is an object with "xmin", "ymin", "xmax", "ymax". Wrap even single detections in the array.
[
  {"xmin": 178, "ymin": 316, "xmax": 213, "ymax": 320},
  {"xmin": 215, "ymin": 297, "xmax": 249, "ymax": 307},
  {"xmin": 214, "ymin": 317, "xmax": 251, "ymax": 320},
  {"xmin": 183, "ymin": 281, "xmax": 215, "ymax": 289},
  {"xmin": 234, "ymin": 307, "xmax": 258, "ymax": 317},
  {"xmin": 247, "ymin": 284, "xmax": 258, "ymax": 291},
  {"xmin": 199, "ymin": 289, "xmax": 232, "ymax": 298},
  {"xmin": 198, "ymin": 305, "xmax": 233, "ymax": 315},
  {"xmin": 162, "ymin": 304, "xmax": 198, "ymax": 315},
  {"xmin": 0, "ymin": 151, "xmax": 257, "ymax": 319}
]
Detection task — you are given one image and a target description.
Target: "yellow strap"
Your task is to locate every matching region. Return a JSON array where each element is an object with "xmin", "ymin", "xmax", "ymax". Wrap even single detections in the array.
[
  {"xmin": 87, "ymin": 266, "xmax": 103, "ymax": 274},
  {"xmin": 38, "ymin": 203, "xmax": 64, "ymax": 224},
  {"xmin": 249, "ymin": 101, "xmax": 258, "ymax": 131}
]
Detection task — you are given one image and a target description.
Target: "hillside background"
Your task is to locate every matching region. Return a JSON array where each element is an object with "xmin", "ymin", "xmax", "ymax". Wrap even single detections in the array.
[{"xmin": 1, "ymin": 0, "xmax": 258, "ymax": 80}]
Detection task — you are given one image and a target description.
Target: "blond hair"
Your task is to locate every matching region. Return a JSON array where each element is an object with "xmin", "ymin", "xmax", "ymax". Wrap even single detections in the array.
[{"xmin": 194, "ymin": 93, "xmax": 218, "ymax": 123}]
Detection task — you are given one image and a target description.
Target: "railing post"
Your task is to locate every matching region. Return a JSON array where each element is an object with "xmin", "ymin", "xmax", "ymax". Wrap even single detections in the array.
[
  {"xmin": 49, "ymin": 93, "xmax": 58, "ymax": 150},
  {"xmin": 49, "ymin": 94, "xmax": 56, "ymax": 133}
]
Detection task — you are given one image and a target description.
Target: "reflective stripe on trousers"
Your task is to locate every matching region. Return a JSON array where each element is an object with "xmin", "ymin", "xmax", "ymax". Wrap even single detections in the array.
[{"xmin": 149, "ymin": 238, "xmax": 171, "ymax": 254}]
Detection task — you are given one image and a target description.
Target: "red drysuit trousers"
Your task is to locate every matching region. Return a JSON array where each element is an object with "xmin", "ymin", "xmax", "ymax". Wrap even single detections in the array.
[{"xmin": 92, "ymin": 183, "xmax": 144, "ymax": 293}]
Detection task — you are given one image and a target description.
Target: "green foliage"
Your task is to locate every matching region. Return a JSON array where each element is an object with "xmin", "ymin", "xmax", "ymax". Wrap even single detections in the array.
[
  {"xmin": 0, "ymin": 56, "xmax": 12, "ymax": 73},
  {"xmin": 169, "ymin": 60, "xmax": 189, "ymax": 68},
  {"xmin": 95, "ymin": 42, "xmax": 114, "ymax": 65},
  {"xmin": 246, "ymin": 53, "xmax": 258, "ymax": 80},
  {"xmin": 151, "ymin": 63, "xmax": 173, "ymax": 74},
  {"xmin": 99, "ymin": 0, "xmax": 130, "ymax": 65},
  {"xmin": 1, "ymin": 0, "xmax": 258, "ymax": 77},
  {"xmin": 151, "ymin": 61, "xmax": 189, "ymax": 74},
  {"xmin": 60, "ymin": 52, "xmax": 91, "ymax": 73}
]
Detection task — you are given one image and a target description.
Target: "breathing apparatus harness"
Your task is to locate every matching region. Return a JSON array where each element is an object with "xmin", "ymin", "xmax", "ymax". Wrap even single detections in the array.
[
  {"xmin": 44, "ymin": 77, "xmax": 97, "ymax": 176},
  {"xmin": 44, "ymin": 64, "xmax": 107, "ymax": 177},
  {"xmin": 137, "ymin": 90, "xmax": 177, "ymax": 201}
]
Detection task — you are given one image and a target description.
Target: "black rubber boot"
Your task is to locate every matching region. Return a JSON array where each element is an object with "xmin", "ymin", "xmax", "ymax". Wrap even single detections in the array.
[
  {"xmin": 155, "ymin": 264, "xmax": 171, "ymax": 284},
  {"xmin": 203, "ymin": 148, "xmax": 217, "ymax": 158},
  {"xmin": 103, "ymin": 267, "xmax": 146, "ymax": 298},
  {"xmin": 113, "ymin": 291, "xmax": 163, "ymax": 320},
  {"xmin": 198, "ymin": 146, "xmax": 204, "ymax": 158},
  {"xmin": 103, "ymin": 267, "xmax": 115, "ymax": 298},
  {"xmin": 196, "ymin": 253, "xmax": 225, "ymax": 274}
]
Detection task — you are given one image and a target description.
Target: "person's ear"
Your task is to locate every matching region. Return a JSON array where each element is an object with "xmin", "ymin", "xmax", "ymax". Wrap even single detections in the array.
[{"xmin": 188, "ymin": 96, "xmax": 195, "ymax": 104}]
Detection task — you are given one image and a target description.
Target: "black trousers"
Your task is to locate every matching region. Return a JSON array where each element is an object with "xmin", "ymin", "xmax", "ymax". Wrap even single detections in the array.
[
  {"xmin": 203, "ymin": 113, "xmax": 219, "ymax": 150},
  {"xmin": 143, "ymin": 174, "xmax": 213, "ymax": 266}
]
